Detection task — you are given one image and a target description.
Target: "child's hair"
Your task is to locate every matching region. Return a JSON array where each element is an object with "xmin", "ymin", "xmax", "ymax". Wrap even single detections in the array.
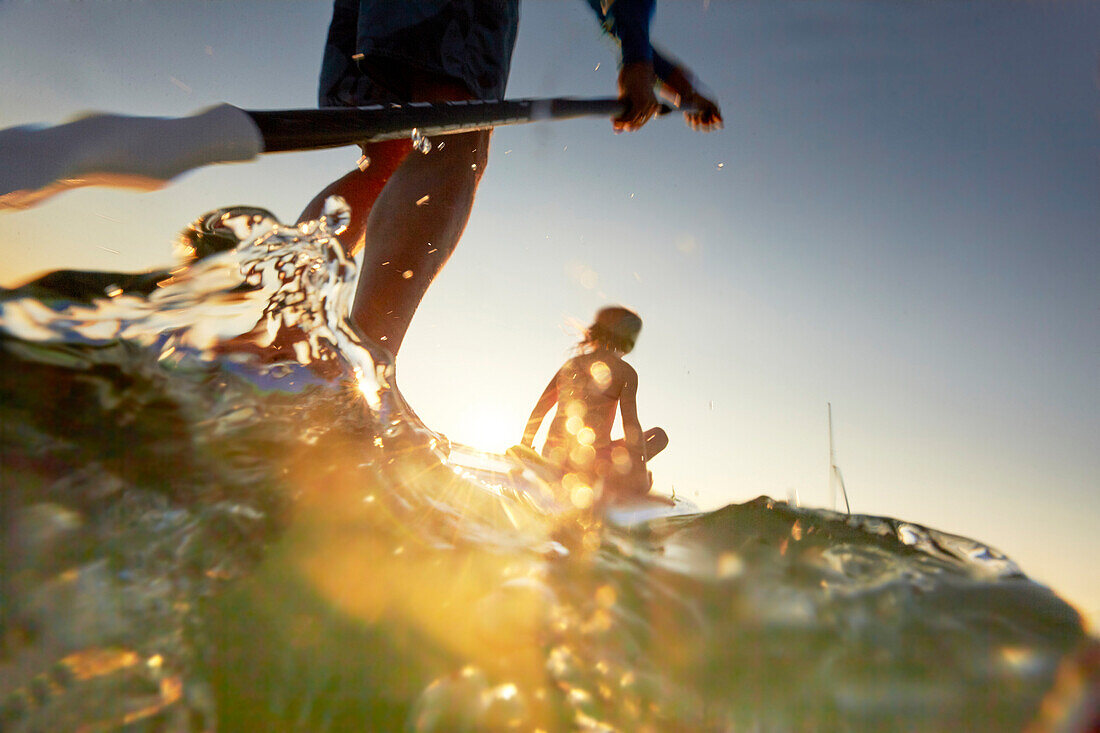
[{"xmin": 581, "ymin": 306, "xmax": 643, "ymax": 353}]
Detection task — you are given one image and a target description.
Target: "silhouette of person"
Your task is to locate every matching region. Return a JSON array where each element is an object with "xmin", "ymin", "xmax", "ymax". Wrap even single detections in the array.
[{"xmin": 521, "ymin": 306, "xmax": 667, "ymax": 502}]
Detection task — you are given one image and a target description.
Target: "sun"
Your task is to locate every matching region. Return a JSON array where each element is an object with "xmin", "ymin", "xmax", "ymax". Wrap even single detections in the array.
[{"xmin": 456, "ymin": 407, "xmax": 519, "ymax": 453}]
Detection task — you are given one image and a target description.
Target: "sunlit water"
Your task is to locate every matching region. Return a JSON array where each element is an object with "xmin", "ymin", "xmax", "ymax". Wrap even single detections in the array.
[{"xmin": 0, "ymin": 201, "xmax": 1094, "ymax": 731}]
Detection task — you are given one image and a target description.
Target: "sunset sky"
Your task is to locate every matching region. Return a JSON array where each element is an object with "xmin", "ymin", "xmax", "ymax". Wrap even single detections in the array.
[{"xmin": 1, "ymin": 1, "xmax": 1097, "ymax": 627}]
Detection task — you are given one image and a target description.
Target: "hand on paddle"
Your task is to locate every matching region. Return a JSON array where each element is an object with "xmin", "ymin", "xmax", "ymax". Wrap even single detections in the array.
[
  {"xmin": 663, "ymin": 66, "xmax": 724, "ymax": 132},
  {"xmin": 614, "ymin": 62, "xmax": 723, "ymax": 133},
  {"xmin": 614, "ymin": 62, "xmax": 662, "ymax": 132},
  {"xmin": 679, "ymin": 91, "xmax": 723, "ymax": 131}
]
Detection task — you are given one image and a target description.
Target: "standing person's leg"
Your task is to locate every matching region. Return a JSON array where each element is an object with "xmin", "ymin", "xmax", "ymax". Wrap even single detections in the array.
[
  {"xmin": 297, "ymin": 139, "xmax": 414, "ymax": 256},
  {"xmin": 303, "ymin": 0, "xmax": 414, "ymax": 255},
  {"xmin": 301, "ymin": 62, "xmax": 489, "ymax": 356},
  {"xmin": 351, "ymin": 126, "xmax": 489, "ymax": 353}
]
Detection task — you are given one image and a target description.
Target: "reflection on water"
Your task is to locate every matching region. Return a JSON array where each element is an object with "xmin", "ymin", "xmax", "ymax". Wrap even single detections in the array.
[{"xmin": 0, "ymin": 201, "xmax": 1093, "ymax": 731}]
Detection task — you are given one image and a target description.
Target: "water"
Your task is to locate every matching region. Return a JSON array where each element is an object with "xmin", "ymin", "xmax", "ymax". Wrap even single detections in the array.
[{"xmin": 0, "ymin": 201, "xmax": 1093, "ymax": 731}]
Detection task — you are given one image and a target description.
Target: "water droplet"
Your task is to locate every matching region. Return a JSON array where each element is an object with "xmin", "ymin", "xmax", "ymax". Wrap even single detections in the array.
[
  {"xmin": 416, "ymin": 195, "xmax": 430, "ymax": 206},
  {"xmin": 676, "ymin": 234, "xmax": 698, "ymax": 254},
  {"xmin": 169, "ymin": 76, "xmax": 192, "ymax": 94},
  {"xmin": 411, "ymin": 128, "xmax": 432, "ymax": 154},
  {"xmin": 717, "ymin": 162, "xmax": 725, "ymax": 169},
  {"xmin": 357, "ymin": 154, "xmax": 371, "ymax": 171},
  {"xmin": 402, "ymin": 270, "xmax": 414, "ymax": 279}
]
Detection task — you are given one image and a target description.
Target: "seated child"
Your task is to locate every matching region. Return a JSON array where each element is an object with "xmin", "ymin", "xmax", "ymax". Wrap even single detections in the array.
[{"xmin": 520, "ymin": 306, "xmax": 667, "ymax": 503}]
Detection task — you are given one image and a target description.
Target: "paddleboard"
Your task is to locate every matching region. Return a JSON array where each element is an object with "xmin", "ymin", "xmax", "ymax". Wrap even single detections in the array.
[{"xmin": 445, "ymin": 442, "xmax": 698, "ymax": 526}]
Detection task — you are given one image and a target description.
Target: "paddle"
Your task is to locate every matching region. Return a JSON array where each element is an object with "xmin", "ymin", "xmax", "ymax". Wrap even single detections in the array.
[{"xmin": 0, "ymin": 97, "xmax": 665, "ymax": 211}]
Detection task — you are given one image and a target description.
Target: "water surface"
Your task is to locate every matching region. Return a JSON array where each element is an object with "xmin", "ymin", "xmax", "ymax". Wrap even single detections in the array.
[{"xmin": 0, "ymin": 203, "xmax": 1092, "ymax": 731}]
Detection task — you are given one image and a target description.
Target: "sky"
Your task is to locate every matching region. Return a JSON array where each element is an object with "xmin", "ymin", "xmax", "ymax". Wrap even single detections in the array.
[{"xmin": 0, "ymin": 1, "xmax": 1097, "ymax": 628}]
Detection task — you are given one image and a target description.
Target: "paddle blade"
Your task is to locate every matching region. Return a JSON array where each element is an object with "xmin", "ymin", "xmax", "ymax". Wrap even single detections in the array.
[{"xmin": 0, "ymin": 104, "xmax": 262, "ymax": 210}]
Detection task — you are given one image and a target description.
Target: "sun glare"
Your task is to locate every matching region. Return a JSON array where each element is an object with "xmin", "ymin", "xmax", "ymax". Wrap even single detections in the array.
[{"xmin": 457, "ymin": 407, "xmax": 518, "ymax": 452}]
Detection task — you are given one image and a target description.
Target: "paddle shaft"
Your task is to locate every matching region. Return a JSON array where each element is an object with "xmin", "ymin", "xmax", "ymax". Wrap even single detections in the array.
[
  {"xmin": 248, "ymin": 97, "xmax": 668, "ymax": 153},
  {"xmin": 0, "ymin": 96, "xmax": 678, "ymax": 210}
]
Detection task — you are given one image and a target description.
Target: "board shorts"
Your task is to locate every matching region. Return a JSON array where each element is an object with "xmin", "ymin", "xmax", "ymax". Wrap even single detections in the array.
[{"xmin": 318, "ymin": 0, "xmax": 520, "ymax": 108}]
